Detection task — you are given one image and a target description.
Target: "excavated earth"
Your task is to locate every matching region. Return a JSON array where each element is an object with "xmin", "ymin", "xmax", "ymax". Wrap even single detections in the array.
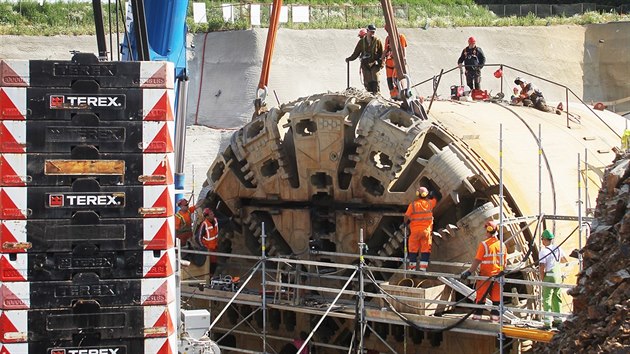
[{"xmin": 532, "ymin": 152, "xmax": 630, "ymax": 353}]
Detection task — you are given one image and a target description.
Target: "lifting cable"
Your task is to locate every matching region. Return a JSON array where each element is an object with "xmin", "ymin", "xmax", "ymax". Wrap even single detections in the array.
[
  {"xmin": 255, "ymin": 0, "xmax": 283, "ymax": 116},
  {"xmin": 380, "ymin": 0, "xmax": 411, "ymax": 101}
]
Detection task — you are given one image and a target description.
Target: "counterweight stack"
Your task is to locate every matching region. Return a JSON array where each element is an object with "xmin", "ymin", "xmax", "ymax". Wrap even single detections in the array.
[{"xmin": 0, "ymin": 54, "xmax": 178, "ymax": 354}]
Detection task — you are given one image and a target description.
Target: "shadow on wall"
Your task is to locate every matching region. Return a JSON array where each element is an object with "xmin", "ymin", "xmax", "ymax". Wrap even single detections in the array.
[{"xmin": 583, "ymin": 22, "xmax": 630, "ymax": 113}]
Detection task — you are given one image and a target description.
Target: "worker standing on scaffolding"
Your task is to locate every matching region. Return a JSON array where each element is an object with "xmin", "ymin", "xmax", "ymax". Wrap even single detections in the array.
[
  {"xmin": 461, "ymin": 220, "xmax": 506, "ymax": 321},
  {"xmin": 175, "ymin": 198, "xmax": 196, "ymax": 243},
  {"xmin": 539, "ymin": 229, "xmax": 568, "ymax": 329},
  {"xmin": 345, "ymin": 24, "xmax": 384, "ymax": 94},
  {"xmin": 404, "ymin": 186, "xmax": 439, "ymax": 271},
  {"xmin": 196, "ymin": 208, "xmax": 220, "ymax": 275}
]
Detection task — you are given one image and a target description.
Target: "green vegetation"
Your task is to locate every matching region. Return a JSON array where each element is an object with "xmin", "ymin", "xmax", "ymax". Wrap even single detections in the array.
[{"xmin": 0, "ymin": 0, "xmax": 628, "ymax": 35}]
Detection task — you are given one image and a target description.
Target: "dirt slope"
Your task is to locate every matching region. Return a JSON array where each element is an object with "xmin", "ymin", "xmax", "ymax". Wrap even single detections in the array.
[{"xmin": 533, "ymin": 152, "xmax": 630, "ymax": 353}]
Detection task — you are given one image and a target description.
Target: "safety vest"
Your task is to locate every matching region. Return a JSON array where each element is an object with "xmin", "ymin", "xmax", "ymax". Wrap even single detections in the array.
[
  {"xmin": 406, "ymin": 198, "xmax": 436, "ymax": 227},
  {"xmin": 199, "ymin": 217, "xmax": 219, "ymax": 250},
  {"xmin": 462, "ymin": 46, "xmax": 480, "ymax": 67},
  {"xmin": 478, "ymin": 236, "xmax": 505, "ymax": 276},
  {"xmin": 174, "ymin": 206, "xmax": 195, "ymax": 239},
  {"xmin": 384, "ymin": 34, "xmax": 407, "ymax": 65}
]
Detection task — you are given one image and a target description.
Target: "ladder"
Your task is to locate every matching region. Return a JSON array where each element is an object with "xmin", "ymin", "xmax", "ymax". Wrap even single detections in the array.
[{"xmin": 438, "ymin": 276, "xmax": 521, "ymax": 324}]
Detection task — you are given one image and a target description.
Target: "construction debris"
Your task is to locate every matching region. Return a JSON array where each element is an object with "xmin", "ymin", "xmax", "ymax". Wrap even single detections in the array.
[{"xmin": 533, "ymin": 152, "xmax": 630, "ymax": 353}]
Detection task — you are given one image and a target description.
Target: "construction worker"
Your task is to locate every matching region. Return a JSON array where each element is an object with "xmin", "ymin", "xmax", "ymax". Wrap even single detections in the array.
[
  {"xmin": 357, "ymin": 28, "xmax": 367, "ymax": 39},
  {"xmin": 346, "ymin": 24, "xmax": 384, "ymax": 95},
  {"xmin": 404, "ymin": 186, "xmax": 439, "ymax": 271},
  {"xmin": 382, "ymin": 24, "xmax": 408, "ymax": 100},
  {"xmin": 539, "ymin": 229, "xmax": 568, "ymax": 328},
  {"xmin": 460, "ymin": 220, "xmax": 507, "ymax": 322},
  {"xmin": 196, "ymin": 208, "xmax": 220, "ymax": 272},
  {"xmin": 513, "ymin": 77, "xmax": 556, "ymax": 113},
  {"xmin": 175, "ymin": 198, "xmax": 196, "ymax": 242},
  {"xmin": 457, "ymin": 36, "xmax": 486, "ymax": 90}
]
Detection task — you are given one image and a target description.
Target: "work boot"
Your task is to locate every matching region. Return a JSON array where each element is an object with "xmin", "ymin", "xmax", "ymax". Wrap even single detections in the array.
[{"xmin": 406, "ymin": 262, "xmax": 416, "ymax": 271}]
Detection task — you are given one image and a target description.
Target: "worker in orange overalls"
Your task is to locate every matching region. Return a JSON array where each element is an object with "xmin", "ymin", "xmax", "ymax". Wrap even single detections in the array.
[
  {"xmin": 174, "ymin": 198, "xmax": 196, "ymax": 243},
  {"xmin": 196, "ymin": 208, "xmax": 220, "ymax": 272},
  {"xmin": 382, "ymin": 23, "xmax": 407, "ymax": 100},
  {"xmin": 460, "ymin": 220, "xmax": 507, "ymax": 322},
  {"xmin": 404, "ymin": 186, "xmax": 438, "ymax": 271}
]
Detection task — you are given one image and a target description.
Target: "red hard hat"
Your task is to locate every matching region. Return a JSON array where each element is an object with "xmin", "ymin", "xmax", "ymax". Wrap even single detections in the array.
[
  {"xmin": 358, "ymin": 28, "xmax": 367, "ymax": 38},
  {"xmin": 468, "ymin": 36, "xmax": 476, "ymax": 44},
  {"xmin": 494, "ymin": 69, "xmax": 503, "ymax": 79},
  {"xmin": 177, "ymin": 198, "xmax": 189, "ymax": 207},
  {"xmin": 485, "ymin": 220, "xmax": 498, "ymax": 233},
  {"xmin": 203, "ymin": 208, "xmax": 213, "ymax": 216}
]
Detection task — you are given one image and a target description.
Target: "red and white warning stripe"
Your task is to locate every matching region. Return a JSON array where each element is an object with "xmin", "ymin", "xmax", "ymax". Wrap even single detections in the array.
[
  {"xmin": 143, "ymin": 248, "xmax": 176, "ymax": 278},
  {"xmin": 141, "ymin": 275, "xmax": 175, "ymax": 306},
  {"xmin": 143, "ymin": 301, "xmax": 177, "ymax": 338},
  {"xmin": 143, "ymin": 89, "xmax": 175, "ymax": 121},
  {"xmin": 142, "ymin": 153, "xmax": 174, "ymax": 185},
  {"xmin": 0, "ymin": 121, "xmax": 25, "ymax": 153},
  {"xmin": 0, "ymin": 254, "xmax": 27, "ymax": 282},
  {"xmin": 0, "ymin": 88, "xmax": 26, "ymax": 120},
  {"xmin": 0, "ymin": 248, "xmax": 175, "ymax": 282},
  {"xmin": 142, "ymin": 121, "xmax": 174, "ymax": 153},
  {"xmin": 141, "ymin": 185, "xmax": 174, "ymax": 218},
  {"xmin": 0, "ymin": 343, "xmax": 27, "ymax": 354},
  {"xmin": 0, "ymin": 283, "xmax": 29, "ymax": 310},
  {"xmin": 0, "ymin": 220, "xmax": 27, "ymax": 254},
  {"xmin": 145, "ymin": 333, "xmax": 178, "ymax": 354},
  {"xmin": 0, "ymin": 154, "xmax": 27, "ymax": 187},
  {"xmin": 143, "ymin": 217, "xmax": 175, "ymax": 250},
  {"xmin": 0, "ymin": 335, "xmax": 178, "ymax": 354},
  {"xmin": 0, "ymin": 60, "xmax": 29, "ymax": 87},
  {"xmin": 140, "ymin": 61, "xmax": 174, "ymax": 89},
  {"xmin": 0, "ymin": 187, "xmax": 27, "ymax": 220},
  {"xmin": 0, "ymin": 310, "xmax": 27, "ymax": 343}
]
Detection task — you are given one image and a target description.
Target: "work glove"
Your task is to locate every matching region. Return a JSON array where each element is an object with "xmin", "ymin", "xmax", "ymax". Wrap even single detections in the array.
[{"xmin": 460, "ymin": 270, "xmax": 471, "ymax": 280}]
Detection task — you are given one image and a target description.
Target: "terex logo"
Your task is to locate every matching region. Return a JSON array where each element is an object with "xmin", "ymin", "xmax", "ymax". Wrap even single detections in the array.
[
  {"xmin": 48, "ymin": 193, "xmax": 125, "ymax": 208},
  {"xmin": 66, "ymin": 195, "xmax": 121, "ymax": 206},
  {"xmin": 49, "ymin": 95, "xmax": 125, "ymax": 109},
  {"xmin": 53, "ymin": 349, "xmax": 120, "ymax": 354}
]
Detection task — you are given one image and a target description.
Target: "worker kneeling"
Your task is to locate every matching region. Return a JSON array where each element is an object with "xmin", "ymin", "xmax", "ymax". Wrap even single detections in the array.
[
  {"xmin": 460, "ymin": 220, "xmax": 507, "ymax": 322},
  {"xmin": 404, "ymin": 187, "xmax": 440, "ymax": 271}
]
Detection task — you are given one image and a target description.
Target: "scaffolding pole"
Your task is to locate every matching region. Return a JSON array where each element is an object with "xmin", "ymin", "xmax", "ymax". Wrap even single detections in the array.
[
  {"xmin": 357, "ymin": 229, "xmax": 366, "ymax": 354},
  {"xmin": 499, "ymin": 124, "xmax": 506, "ymax": 354},
  {"xmin": 578, "ymin": 153, "xmax": 583, "ymax": 271},
  {"xmin": 261, "ymin": 222, "xmax": 268, "ymax": 353}
]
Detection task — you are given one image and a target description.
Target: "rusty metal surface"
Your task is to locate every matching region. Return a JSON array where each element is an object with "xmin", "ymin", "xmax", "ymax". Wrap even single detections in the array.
[
  {"xmin": 44, "ymin": 159, "xmax": 125, "ymax": 175},
  {"xmin": 197, "ymin": 91, "xmax": 625, "ymax": 353}
]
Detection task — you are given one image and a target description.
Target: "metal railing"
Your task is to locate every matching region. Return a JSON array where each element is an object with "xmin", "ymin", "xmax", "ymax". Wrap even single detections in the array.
[{"xmin": 412, "ymin": 63, "xmax": 622, "ymax": 138}]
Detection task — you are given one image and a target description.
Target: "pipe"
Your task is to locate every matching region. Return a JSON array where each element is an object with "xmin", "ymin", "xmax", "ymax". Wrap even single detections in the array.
[{"xmin": 174, "ymin": 76, "xmax": 189, "ymax": 206}]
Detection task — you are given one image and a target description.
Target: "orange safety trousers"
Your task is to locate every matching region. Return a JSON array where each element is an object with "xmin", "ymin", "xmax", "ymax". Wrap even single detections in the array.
[
  {"xmin": 475, "ymin": 279, "xmax": 501, "ymax": 303},
  {"xmin": 408, "ymin": 223, "xmax": 432, "ymax": 254},
  {"xmin": 385, "ymin": 58, "xmax": 398, "ymax": 98}
]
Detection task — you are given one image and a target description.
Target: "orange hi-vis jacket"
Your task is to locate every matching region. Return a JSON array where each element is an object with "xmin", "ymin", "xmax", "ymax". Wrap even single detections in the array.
[
  {"xmin": 475, "ymin": 236, "xmax": 506, "ymax": 277},
  {"xmin": 174, "ymin": 205, "xmax": 196, "ymax": 242},
  {"xmin": 199, "ymin": 217, "xmax": 219, "ymax": 251},
  {"xmin": 405, "ymin": 198, "xmax": 437, "ymax": 229},
  {"xmin": 384, "ymin": 34, "xmax": 407, "ymax": 70}
]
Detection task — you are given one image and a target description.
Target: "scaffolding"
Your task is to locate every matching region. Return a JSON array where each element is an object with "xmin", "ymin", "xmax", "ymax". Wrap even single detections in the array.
[{"xmin": 179, "ymin": 124, "xmax": 602, "ymax": 354}]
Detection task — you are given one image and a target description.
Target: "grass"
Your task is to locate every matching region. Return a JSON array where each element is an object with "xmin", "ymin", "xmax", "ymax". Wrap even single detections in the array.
[{"xmin": 0, "ymin": 0, "xmax": 628, "ymax": 35}]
